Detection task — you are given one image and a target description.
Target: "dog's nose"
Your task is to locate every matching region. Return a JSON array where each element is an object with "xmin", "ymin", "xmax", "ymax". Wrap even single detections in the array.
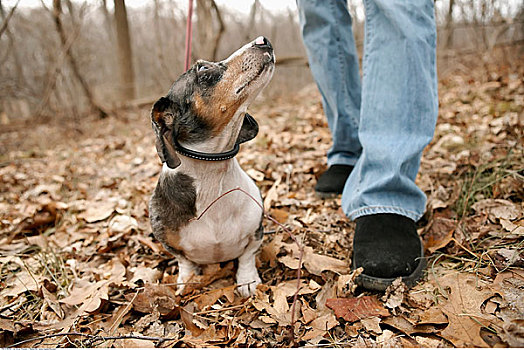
[{"xmin": 253, "ymin": 36, "xmax": 272, "ymax": 50}]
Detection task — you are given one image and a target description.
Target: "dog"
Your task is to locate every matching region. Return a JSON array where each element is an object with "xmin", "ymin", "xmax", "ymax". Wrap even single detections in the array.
[{"xmin": 149, "ymin": 37, "xmax": 275, "ymax": 297}]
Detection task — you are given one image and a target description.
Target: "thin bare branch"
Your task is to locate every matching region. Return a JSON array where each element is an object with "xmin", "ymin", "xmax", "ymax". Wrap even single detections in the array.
[
  {"xmin": 51, "ymin": 0, "xmax": 108, "ymax": 118},
  {"xmin": 0, "ymin": 0, "xmax": 20, "ymax": 39}
]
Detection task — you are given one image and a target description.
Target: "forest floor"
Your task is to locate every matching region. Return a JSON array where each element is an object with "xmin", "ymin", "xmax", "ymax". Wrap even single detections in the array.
[{"xmin": 0, "ymin": 57, "xmax": 523, "ymax": 348}]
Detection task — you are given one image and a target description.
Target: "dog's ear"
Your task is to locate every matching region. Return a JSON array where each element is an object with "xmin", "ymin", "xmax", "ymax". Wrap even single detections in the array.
[
  {"xmin": 236, "ymin": 113, "xmax": 259, "ymax": 144},
  {"xmin": 151, "ymin": 97, "xmax": 181, "ymax": 169}
]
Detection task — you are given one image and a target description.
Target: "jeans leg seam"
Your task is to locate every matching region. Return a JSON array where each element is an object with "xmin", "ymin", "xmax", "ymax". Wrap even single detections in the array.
[
  {"xmin": 354, "ymin": 0, "xmax": 373, "ymax": 195},
  {"xmin": 362, "ymin": 0, "xmax": 374, "ymax": 83},
  {"xmin": 329, "ymin": 0, "xmax": 358, "ymax": 132}
]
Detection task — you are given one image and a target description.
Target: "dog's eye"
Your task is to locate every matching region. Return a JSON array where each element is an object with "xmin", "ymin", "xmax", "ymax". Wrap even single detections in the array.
[{"xmin": 198, "ymin": 65, "xmax": 210, "ymax": 72}]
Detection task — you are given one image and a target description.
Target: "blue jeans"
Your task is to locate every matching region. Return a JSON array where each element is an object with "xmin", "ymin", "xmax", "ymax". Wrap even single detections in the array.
[{"xmin": 297, "ymin": 0, "xmax": 438, "ymax": 221}]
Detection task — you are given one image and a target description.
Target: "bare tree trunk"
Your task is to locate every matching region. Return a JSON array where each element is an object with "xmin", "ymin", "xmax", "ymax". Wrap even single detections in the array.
[
  {"xmin": 153, "ymin": 0, "xmax": 173, "ymax": 81},
  {"xmin": 35, "ymin": 17, "xmax": 82, "ymax": 118},
  {"xmin": 196, "ymin": 0, "xmax": 213, "ymax": 60},
  {"xmin": 52, "ymin": 0, "xmax": 107, "ymax": 118},
  {"xmin": 100, "ymin": 0, "xmax": 114, "ymax": 42},
  {"xmin": 209, "ymin": 0, "xmax": 224, "ymax": 61},
  {"xmin": 445, "ymin": 0, "xmax": 455, "ymax": 49},
  {"xmin": 114, "ymin": 0, "xmax": 135, "ymax": 100},
  {"xmin": 195, "ymin": 0, "xmax": 224, "ymax": 61},
  {"xmin": 480, "ymin": 1, "xmax": 490, "ymax": 50}
]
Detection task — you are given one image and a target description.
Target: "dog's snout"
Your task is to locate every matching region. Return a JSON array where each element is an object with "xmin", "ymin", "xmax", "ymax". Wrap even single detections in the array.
[{"xmin": 253, "ymin": 36, "xmax": 272, "ymax": 50}]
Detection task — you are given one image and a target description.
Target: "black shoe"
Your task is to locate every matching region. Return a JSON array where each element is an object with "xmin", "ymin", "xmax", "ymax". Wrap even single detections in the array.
[
  {"xmin": 352, "ymin": 214, "xmax": 425, "ymax": 291},
  {"xmin": 315, "ymin": 165, "xmax": 354, "ymax": 198}
]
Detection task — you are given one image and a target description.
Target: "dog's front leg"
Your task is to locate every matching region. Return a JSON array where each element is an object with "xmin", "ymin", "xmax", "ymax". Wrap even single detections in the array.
[
  {"xmin": 236, "ymin": 238, "xmax": 262, "ymax": 297},
  {"xmin": 176, "ymin": 255, "xmax": 200, "ymax": 295}
]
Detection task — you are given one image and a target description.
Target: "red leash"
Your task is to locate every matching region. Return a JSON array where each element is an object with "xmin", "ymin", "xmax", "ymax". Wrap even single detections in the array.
[{"xmin": 184, "ymin": 0, "xmax": 194, "ymax": 71}]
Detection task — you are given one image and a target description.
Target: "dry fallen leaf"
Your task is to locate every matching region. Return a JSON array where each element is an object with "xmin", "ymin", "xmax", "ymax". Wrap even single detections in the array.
[
  {"xmin": 376, "ymin": 329, "xmax": 402, "ymax": 347},
  {"xmin": 436, "ymin": 272, "xmax": 499, "ymax": 347},
  {"xmin": 272, "ymin": 279, "xmax": 321, "ymax": 298},
  {"xmin": 60, "ymin": 279, "xmax": 109, "ymax": 313},
  {"xmin": 246, "ymin": 168, "xmax": 265, "ymax": 182},
  {"xmin": 264, "ymin": 233, "xmax": 349, "ymax": 276},
  {"xmin": 361, "ymin": 316, "xmax": 383, "ymax": 334},
  {"xmin": 499, "ymin": 219, "xmax": 524, "ymax": 237},
  {"xmin": 109, "ymin": 215, "xmax": 138, "ymax": 234},
  {"xmin": 1, "ymin": 270, "xmax": 43, "ymax": 297},
  {"xmin": 194, "ymin": 285, "xmax": 236, "ymax": 310},
  {"xmin": 129, "ymin": 284, "xmax": 179, "ymax": 316},
  {"xmin": 41, "ymin": 285, "xmax": 64, "ymax": 319},
  {"xmin": 336, "ymin": 268, "xmax": 363, "ymax": 297},
  {"xmin": 114, "ymin": 334, "xmax": 156, "ymax": 348},
  {"xmin": 301, "ymin": 300, "xmax": 317, "ymax": 324},
  {"xmin": 326, "ymin": 296, "xmax": 390, "ymax": 323},
  {"xmin": 381, "ymin": 315, "xmax": 416, "ymax": 335},
  {"xmin": 382, "ymin": 277, "xmax": 406, "ymax": 310},
  {"xmin": 315, "ymin": 280, "xmax": 337, "ymax": 313},
  {"xmin": 414, "ymin": 335, "xmax": 444, "ymax": 347},
  {"xmin": 264, "ymin": 177, "xmax": 282, "ymax": 211},
  {"xmin": 195, "ymin": 324, "xmax": 227, "ymax": 343},
  {"xmin": 302, "ymin": 313, "xmax": 338, "ymax": 341},
  {"xmin": 490, "ymin": 269, "xmax": 524, "ymax": 347},
  {"xmin": 260, "ymin": 234, "xmax": 282, "ymax": 268},
  {"xmin": 180, "ymin": 303, "xmax": 204, "ymax": 337},
  {"xmin": 130, "ymin": 266, "xmax": 162, "ymax": 285},
  {"xmin": 79, "ymin": 201, "xmax": 115, "ymax": 223},
  {"xmin": 491, "ymin": 248, "xmax": 524, "ymax": 268},
  {"xmin": 270, "ymin": 208, "xmax": 289, "ymax": 223},
  {"xmin": 15, "ymin": 202, "xmax": 59, "ymax": 233},
  {"xmin": 415, "ymin": 306, "xmax": 449, "ymax": 326},
  {"xmin": 472, "ymin": 199, "xmax": 522, "ymax": 221},
  {"xmin": 423, "ymin": 217, "xmax": 456, "ymax": 253},
  {"xmin": 280, "ymin": 245, "xmax": 349, "ymax": 276}
]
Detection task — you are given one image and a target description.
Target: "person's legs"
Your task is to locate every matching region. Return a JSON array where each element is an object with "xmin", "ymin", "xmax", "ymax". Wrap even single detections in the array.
[
  {"xmin": 343, "ymin": 0, "xmax": 438, "ymax": 290},
  {"xmin": 297, "ymin": 0, "xmax": 362, "ymax": 196},
  {"xmin": 342, "ymin": 0, "xmax": 438, "ymax": 221}
]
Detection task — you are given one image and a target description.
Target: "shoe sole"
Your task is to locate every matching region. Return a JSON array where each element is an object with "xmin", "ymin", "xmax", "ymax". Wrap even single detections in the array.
[{"xmin": 352, "ymin": 245, "xmax": 426, "ymax": 292}]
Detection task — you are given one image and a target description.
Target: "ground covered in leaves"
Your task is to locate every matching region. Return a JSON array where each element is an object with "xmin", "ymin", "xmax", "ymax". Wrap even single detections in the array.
[{"xmin": 1, "ymin": 58, "xmax": 523, "ymax": 347}]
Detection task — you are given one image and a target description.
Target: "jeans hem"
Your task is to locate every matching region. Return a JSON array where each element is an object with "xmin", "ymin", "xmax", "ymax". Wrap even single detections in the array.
[
  {"xmin": 347, "ymin": 205, "xmax": 422, "ymax": 222},
  {"xmin": 327, "ymin": 154, "xmax": 358, "ymax": 167}
]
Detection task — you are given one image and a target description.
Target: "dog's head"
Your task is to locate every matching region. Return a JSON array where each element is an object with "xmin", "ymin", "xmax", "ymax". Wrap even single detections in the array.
[{"xmin": 151, "ymin": 36, "xmax": 275, "ymax": 168}]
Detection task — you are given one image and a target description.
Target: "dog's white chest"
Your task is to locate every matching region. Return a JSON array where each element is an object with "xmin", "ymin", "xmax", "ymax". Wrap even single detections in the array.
[{"xmin": 176, "ymin": 162, "xmax": 263, "ymax": 265}]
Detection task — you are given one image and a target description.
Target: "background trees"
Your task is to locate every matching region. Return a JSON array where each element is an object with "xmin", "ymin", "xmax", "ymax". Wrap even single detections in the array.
[
  {"xmin": 0, "ymin": 0, "xmax": 522, "ymax": 121},
  {"xmin": 114, "ymin": 0, "xmax": 135, "ymax": 101}
]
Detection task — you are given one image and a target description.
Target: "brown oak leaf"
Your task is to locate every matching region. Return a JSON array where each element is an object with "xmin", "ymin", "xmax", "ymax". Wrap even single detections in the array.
[{"xmin": 326, "ymin": 296, "xmax": 390, "ymax": 323}]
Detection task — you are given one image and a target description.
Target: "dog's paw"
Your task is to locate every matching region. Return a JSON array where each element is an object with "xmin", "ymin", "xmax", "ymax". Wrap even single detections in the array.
[
  {"xmin": 176, "ymin": 260, "xmax": 200, "ymax": 295},
  {"xmin": 236, "ymin": 270, "xmax": 262, "ymax": 297},
  {"xmin": 176, "ymin": 274, "xmax": 189, "ymax": 295}
]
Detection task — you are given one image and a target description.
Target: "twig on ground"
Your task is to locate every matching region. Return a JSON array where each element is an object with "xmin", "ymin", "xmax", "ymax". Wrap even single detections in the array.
[
  {"xmin": 451, "ymin": 237, "xmax": 479, "ymax": 259},
  {"xmin": 431, "ymin": 253, "xmax": 449, "ymax": 298},
  {"xmin": 8, "ymin": 332, "xmax": 177, "ymax": 348},
  {"xmin": 193, "ymin": 304, "xmax": 246, "ymax": 315},
  {"xmin": 108, "ymin": 290, "xmax": 138, "ymax": 335}
]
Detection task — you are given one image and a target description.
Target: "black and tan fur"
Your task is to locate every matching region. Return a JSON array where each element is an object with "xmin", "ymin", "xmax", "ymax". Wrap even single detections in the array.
[{"xmin": 149, "ymin": 37, "xmax": 275, "ymax": 296}]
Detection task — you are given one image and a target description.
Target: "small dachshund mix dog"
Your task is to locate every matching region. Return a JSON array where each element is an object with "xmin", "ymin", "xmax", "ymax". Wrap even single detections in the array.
[{"xmin": 149, "ymin": 37, "xmax": 274, "ymax": 296}]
